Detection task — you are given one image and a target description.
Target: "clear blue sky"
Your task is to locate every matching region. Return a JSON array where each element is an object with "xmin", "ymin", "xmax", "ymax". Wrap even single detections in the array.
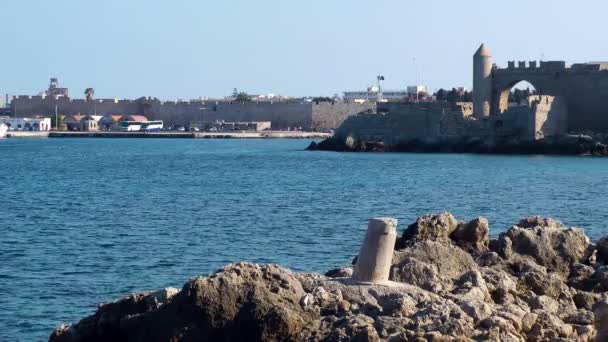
[{"xmin": 2, "ymin": 0, "xmax": 607, "ymax": 100}]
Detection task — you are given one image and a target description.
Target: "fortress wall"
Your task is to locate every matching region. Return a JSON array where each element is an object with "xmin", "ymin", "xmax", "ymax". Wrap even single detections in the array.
[
  {"xmin": 335, "ymin": 105, "xmax": 444, "ymax": 145},
  {"xmin": 148, "ymin": 102, "xmax": 314, "ymax": 130},
  {"xmin": 11, "ymin": 97, "xmax": 143, "ymax": 116},
  {"xmin": 529, "ymin": 95, "xmax": 568, "ymax": 139},
  {"xmin": 492, "ymin": 67, "xmax": 608, "ymax": 133},
  {"xmin": 334, "ymin": 98, "xmax": 566, "ymax": 146},
  {"xmin": 561, "ymin": 73, "xmax": 608, "ymax": 132},
  {"xmin": 312, "ymin": 102, "xmax": 375, "ymax": 130},
  {"xmin": 9, "ymin": 97, "xmax": 320, "ymax": 129}
]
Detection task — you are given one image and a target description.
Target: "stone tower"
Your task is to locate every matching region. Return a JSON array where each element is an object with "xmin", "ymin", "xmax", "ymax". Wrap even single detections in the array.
[{"xmin": 473, "ymin": 44, "xmax": 493, "ymax": 118}]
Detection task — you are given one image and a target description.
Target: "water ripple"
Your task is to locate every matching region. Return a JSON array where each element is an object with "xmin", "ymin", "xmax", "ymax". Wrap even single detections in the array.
[{"xmin": 1, "ymin": 139, "xmax": 608, "ymax": 340}]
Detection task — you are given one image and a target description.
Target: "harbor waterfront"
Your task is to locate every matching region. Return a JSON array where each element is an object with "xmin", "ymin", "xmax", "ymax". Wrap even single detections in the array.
[
  {"xmin": 5, "ymin": 130, "xmax": 332, "ymax": 139},
  {"xmin": 2, "ymin": 138, "xmax": 608, "ymax": 341}
]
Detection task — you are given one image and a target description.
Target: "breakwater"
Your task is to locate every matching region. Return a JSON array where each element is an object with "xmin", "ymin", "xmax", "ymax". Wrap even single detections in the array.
[
  {"xmin": 308, "ymin": 133, "xmax": 608, "ymax": 156},
  {"xmin": 7, "ymin": 131, "xmax": 331, "ymax": 139},
  {"xmin": 50, "ymin": 212, "xmax": 608, "ymax": 341}
]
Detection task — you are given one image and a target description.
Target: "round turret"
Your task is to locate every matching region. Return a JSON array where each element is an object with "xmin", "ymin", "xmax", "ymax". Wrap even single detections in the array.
[{"xmin": 473, "ymin": 44, "xmax": 493, "ymax": 118}]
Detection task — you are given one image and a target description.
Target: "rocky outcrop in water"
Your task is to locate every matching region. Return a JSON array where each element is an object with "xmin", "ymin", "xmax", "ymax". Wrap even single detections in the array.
[
  {"xmin": 51, "ymin": 213, "xmax": 608, "ymax": 341},
  {"xmin": 307, "ymin": 134, "xmax": 608, "ymax": 156}
]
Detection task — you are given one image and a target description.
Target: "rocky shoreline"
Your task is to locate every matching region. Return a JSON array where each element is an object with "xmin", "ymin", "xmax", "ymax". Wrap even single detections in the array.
[
  {"xmin": 50, "ymin": 213, "xmax": 608, "ymax": 341},
  {"xmin": 307, "ymin": 134, "xmax": 608, "ymax": 156}
]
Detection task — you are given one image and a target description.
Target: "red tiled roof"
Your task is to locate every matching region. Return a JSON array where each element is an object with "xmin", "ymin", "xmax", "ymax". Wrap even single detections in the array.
[{"xmin": 128, "ymin": 115, "xmax": 148, "ymax": 122}]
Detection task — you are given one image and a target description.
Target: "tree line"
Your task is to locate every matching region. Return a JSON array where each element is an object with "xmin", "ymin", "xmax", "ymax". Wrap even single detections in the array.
[{"xmin": 433, "ymin": 87, "xmax": 535, "ymax": 104}]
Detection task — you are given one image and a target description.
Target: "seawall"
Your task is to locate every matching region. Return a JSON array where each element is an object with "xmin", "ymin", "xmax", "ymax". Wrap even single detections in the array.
[
  {"xmin": 7, "ymin": 131, "xmax": 332, "ymax": 139},
  {"xmin": 10, "ymin": 97, "xmax": 372, "ymax": 130}
]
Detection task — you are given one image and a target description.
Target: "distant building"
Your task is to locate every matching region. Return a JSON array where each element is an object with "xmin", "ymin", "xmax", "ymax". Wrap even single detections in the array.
[
  {"xmin": 99, "ymin": 114, "xmax": 124, "ymax": 130},
  {"xmin": 406, "ymin": 85, "xmax": 428, "ymax": 96},
  {"xmin": 344, "ymin": 86, "xmax": 408, "ymax": 103},
  {"xmin": 41, "ymin": 78, "xmax": 69, "ymax": 98},
  {"xmin": 10, "ymin": 79, "xmax": 371, "ymax": 130},
  {"xmin": 0, "ymin": 117, "xmax": 51, "ymax": 131},
  {"xmin": 120, "ymin": 115, "xmax": 148, "ymax": 123}
]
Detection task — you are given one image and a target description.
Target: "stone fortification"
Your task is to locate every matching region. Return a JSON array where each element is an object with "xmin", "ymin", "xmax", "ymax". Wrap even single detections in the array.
[
  {"xmin": 332, "ymin": 96, "xmax": 565, "ymax": 145},
  {"xmin": 50, "ymin": 212, "xmax": 608, "ymax": 341},
  {"xmin": 312, "ymin": 101, "xmax": 375, "ymax": 130},
  {"xmin": 10, "ymin": 96, "xmax": 370, "ymax": 130},
  {"xmin": 11, "ymin": 96, "xmax": 145, "ymax": 118},
  {"xmin": 308, "ymin": 96, "xmax": 608, "ymax": 155},
  {"xmin": 150, "ymin": 101, "xmax": 314, "ymax": 130},
  {"xmin": 474, "ymin": 44, "xmax": 608, "ymax": 133}
]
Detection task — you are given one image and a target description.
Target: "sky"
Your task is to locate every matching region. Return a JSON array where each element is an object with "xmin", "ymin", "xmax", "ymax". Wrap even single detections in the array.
[{"xmin": 2, "ymin": 0, "xmax": 608, "ymax": 100}]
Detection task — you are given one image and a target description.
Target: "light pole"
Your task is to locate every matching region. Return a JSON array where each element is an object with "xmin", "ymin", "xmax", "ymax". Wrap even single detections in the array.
[{"xmin": 413, "ymin": 57, "xmax": 418, "ymax": 102}]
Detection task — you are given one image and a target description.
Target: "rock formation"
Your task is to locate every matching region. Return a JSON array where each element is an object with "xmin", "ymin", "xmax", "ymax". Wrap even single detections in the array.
[
  {"xmin": 307, "ymin": 133, "xmax": 608, "ymax": 156},
  {"xmin": 50, "ymin": 213, "xmax": 608, "ymax": 341}
]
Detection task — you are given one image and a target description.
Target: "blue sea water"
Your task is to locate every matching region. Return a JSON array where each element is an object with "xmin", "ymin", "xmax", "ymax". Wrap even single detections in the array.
[{"xmin": 1, "ymin": 138, "xmax": 608, "ymax": 341}]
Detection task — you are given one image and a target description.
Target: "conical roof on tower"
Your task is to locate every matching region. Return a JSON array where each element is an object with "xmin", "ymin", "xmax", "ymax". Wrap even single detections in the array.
[{"xmin": 475, "ymin": 43, "xmax": 492, "ymax": 57}]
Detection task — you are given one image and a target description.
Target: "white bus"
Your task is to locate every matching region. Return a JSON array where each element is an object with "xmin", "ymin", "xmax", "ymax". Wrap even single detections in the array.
[
  {"xmin": 141, "ymin": 120, "xmax": 163, "ymax": 132},
  {"xmin": 120, "ymin": 121, "xmax": 143, "ymax": 132},
  {"xmin": 120, "ymin": 120, "xmax": 164, "ymax": 132}
]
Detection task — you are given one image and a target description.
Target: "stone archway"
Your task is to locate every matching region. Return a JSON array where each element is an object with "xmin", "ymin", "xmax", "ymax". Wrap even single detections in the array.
[{"xmin": 497, "ymin": 80, "xmax": 538, "ymax": 114}]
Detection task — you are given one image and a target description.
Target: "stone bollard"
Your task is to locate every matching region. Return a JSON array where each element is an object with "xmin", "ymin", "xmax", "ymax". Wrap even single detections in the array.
[
  {"xmin": 352, "ymin": 218, "xmax": 398, "ymax": 283},
  {"xmin": 594, "ymin": 299, "xmax": 608, "ymax": 341}
]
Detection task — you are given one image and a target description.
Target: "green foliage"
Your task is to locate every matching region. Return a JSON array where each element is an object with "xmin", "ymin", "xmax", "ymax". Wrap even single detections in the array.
[
  {"xmin": 312, "ymin": 97, "xmax": 334, "ymax": 104},
  {"xmin": 509, "ymin": 87, "xmax": 534, "ymax": 104},
  {"xmin": 51, "ymin": 115, "xmax": 65, "ymax": 130},
  {"xmin": 235, "ymin": 92, "xmax": 252, "ymax": 103},
  {"xmin": 433, "ymin": 88, "xmax": 472, "ymax": 103}
]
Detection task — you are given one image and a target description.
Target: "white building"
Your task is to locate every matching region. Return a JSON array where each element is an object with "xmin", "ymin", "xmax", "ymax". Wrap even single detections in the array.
[
  {"xmin": 0, "ymin": 117, "xmax": 52, "ymax": 131},
  {"xmin": 343, "ymin": 86, "xmax": 408, "ymax": 103},
  {"xmin": 407, "ymin": 85, "xmax": 428, "ymax": 95}
]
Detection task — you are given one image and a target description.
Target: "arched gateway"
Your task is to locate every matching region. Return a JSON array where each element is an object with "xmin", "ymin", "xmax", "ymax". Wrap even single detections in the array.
[{"xmin": 473, "ymin": 44, "xmax": 608, "ymax": 132}]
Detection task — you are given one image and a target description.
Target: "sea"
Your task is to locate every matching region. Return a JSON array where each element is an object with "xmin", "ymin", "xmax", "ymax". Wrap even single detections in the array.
[{"xmin": 1, "ymin": 138, "xmax": 607, "ymax": 341}]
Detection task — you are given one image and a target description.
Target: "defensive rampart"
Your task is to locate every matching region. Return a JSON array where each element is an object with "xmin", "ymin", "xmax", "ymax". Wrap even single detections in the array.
[
  {"xmin": 333, "ymin": 96, "xmax": 567, "ymax": 145},
  {"xmin": 492, "ymin": 61, "xmax": 608, "ymax": 132},
  {"xmin": 9, "ymin": 96, "xmax": 369, "ymax": 130},
  {"xmin": 473, "ymin": 44, "xmax": 608, "ymax": 133}
]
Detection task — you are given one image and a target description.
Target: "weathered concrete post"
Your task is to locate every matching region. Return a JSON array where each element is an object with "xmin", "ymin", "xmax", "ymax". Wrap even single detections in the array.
[
  {"xmin": 594, "ymin": 299, "xmax": 608, "ymax": 341},
  {"xmin": 352, "ymin": 218, "xmax": 398, "ymax": 283}
]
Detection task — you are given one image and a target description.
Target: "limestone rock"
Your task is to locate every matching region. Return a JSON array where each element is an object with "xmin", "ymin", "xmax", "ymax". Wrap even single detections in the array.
[
  {"xmin": 396, "ymin": 212, "xmax": 460, "ymax": 246},
  {"xmin": 392, "ymin": 240, "xmax": 478, "ymax": 288},
  {"xmin": 503, "ymin": 217, "xmax": 591, "ymax": 275},
  {"xmin": 476, "ymin": 251, "xmax": 502, "ymax": 267},
  {"xmin": 451, "ymin": 217, "xmax": 490, "ymax": 254},
  {"xmin": 325, "ymin": 267, "xmax": 353, "ymax": 278},
  {"xmin": 50, "ymin": 213, "xmax": 603, "ymax": 342},
  {"xmin": 490, "ymin": 234, "xmax": 513, "ymax": 259},
  {"xmin": 390, "ymin": 257, "xmax": 443, "ymax": 292}
]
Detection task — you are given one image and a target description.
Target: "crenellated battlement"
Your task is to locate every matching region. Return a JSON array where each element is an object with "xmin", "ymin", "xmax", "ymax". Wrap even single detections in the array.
[
  {"xmin": 497, "ymin": 60, "xmax": 608, "ymax": 74},
  {"xmin": 500, "ymin": 60, "xmax": 567, "ymax": 72},
  {"xmin": 473, "ymin": 43, "xmax": 608, "ymax": 132}
]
